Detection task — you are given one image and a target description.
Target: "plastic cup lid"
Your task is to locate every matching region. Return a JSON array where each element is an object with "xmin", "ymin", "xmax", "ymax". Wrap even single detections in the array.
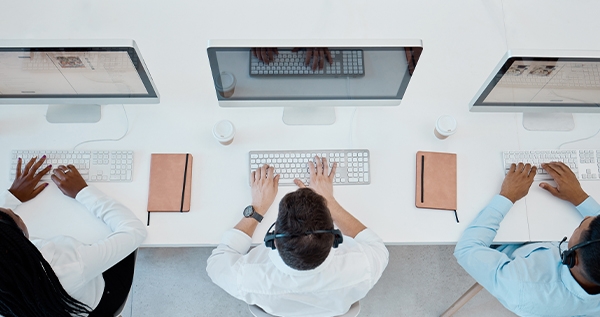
[
  {"xmin": 216, "ymin": 72, "xmax": 236, "ymax": 90},
  {"xmin": 213, "ymin": 120, "xmax": 235, "ymax": 139},
  {"xmin": 436, "ymin": 115, "xmax": 457, "ymax": 134}
]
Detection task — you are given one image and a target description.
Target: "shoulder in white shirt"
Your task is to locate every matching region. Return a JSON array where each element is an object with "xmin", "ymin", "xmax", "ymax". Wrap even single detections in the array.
[
  {"xmin": 207, "ymin": 227, "xmax": 388, "ymax": 317},
  {"xmin": 0, "ymin": 186, "xmax": 147, "ymax": 310}
]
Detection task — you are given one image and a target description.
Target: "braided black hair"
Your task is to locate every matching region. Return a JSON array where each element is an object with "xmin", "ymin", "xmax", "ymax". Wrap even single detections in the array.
[{"xmin": 0, "ymin": 211, "xmax": 91, "ymax": 317}]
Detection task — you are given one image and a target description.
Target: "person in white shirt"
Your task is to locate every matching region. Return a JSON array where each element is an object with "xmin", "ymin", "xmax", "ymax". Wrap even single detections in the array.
[
  {"xmin": 0, "ymin": 156, "xmax": 147, "ymax": 317},
  {"xmin": 207, "ymin": 156, "xmax": 389, "ymax": 317}
]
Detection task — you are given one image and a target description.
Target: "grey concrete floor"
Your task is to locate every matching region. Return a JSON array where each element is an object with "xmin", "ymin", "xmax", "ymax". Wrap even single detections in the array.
[{"xmin": 127, "ymin": 246, "xmax": 517, "ymax": 317}]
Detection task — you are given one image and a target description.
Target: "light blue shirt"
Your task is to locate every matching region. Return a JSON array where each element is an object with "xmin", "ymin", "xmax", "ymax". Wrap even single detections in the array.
[{"xmin": 455, "ymin": 195, "xmax": 600, "ymax": 317}]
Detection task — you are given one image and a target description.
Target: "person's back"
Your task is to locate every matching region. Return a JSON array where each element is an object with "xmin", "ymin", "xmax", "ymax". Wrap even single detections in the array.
[{"xmin": 207, "ymin": 157, "xmax": 388, "ymax": 316}]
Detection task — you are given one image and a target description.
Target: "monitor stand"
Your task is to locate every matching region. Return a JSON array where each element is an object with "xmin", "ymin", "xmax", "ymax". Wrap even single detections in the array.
[
  {"xmin": 46, "ymin": 104, "xmax": 101, "ymax": 123},
  {"xmin": 282, "ymin": 107, "xmax": 336, "ymax": 125},
  {"xmin": 522, "ymin": 113, "xmax": 575, "ymax": 131}
]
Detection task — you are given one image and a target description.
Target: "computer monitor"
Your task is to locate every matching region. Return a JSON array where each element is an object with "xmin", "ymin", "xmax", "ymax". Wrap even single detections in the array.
[
  {"xmin": 470, "ymin": 49, "xmax": 600, "ymax": 131},
  {"xmin": 207, "ymin": 39, "xmax": 422, "ymax": 125},
  {"xmin": 0, "ymin": 39, "xmax": 159, "ymax": 123}
]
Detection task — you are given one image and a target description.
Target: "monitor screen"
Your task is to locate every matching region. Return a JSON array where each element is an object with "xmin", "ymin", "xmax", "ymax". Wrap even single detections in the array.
[
  {"xmin": 0, "ymin": 45, "xmax": 158, "ymax": 100},
  {"xmin": 473, "ymin": 57, "xmax": 600, "ymax": 108},
  {"xmin": 207, "ymin": 43, "xmax": 421, "ymax": 102}
]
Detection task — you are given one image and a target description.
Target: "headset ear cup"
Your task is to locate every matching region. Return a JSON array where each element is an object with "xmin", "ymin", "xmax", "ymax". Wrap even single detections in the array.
[
  {"xmin": 332, "ymin": 229, "xmax": 343, "ymax": 248},
  {"xmin": 264, "ymin": 233, "xmax": 277, "ymax": 250},
  {"xmin": 562, "ymin": 250, "xmax": 575, "ymax": 268},
  {"xmin": 567, "ymin": 252, "xmax": 576, "ymax": 268},
  {"xmin": 264, "ymin": 223, "xmax": 278, "ymax": 250},
  {"xmin": 565, "ymin": 253, "xmax": 574, "ymax": 269}
]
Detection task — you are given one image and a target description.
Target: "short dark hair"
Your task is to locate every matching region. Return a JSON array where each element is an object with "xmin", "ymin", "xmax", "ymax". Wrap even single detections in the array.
[
  {"xmin": 0, "ymin": 210, "xmax": 91, "ymax": 317},
  {"xmin": 276, "ymin": 188, "xmax": 335, "ymax": 271},
  {"xmin": 579, "ymin": 216, "xmax": 600, "ymax": 285}
]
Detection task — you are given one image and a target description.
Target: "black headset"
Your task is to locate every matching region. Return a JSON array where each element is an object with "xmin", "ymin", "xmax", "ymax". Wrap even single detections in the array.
[
  {"xmin": 559, "ymin": 236, "xmax": 600, "ymax": 268},
  {"xmin": 264, "ymin": 222, "xmax": 343, "ymax": 250}
]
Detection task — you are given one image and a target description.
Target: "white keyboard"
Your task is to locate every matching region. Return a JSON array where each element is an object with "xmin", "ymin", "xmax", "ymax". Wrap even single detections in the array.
[
  {"xmin": 502, "ymin": 149, "xmax": 600, "ymax": 181},
  {"xmin": 249, "ymin": 150, "xmax": 370, "ymax": 186},
  {"xmin": 10, "ymin": 150, "xmax": 133, "ymax": 182},
  {"xmin": 250, "ymin": 49, "xmax": 364, "ymax": 77}
]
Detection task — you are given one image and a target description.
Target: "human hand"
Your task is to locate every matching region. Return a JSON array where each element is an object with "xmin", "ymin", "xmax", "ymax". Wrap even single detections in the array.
[
  {"xmin": 50, "ymin": 165, "xmax": 88, "ymax": 199},
  {"xmin": 9, "ymin": 156, "xmax": 52, "ymax": 202},
  {"xmin": 292, "ymin": 47, "xmax": 333, "ymax": 70},
  {"xmin": 251, "ymin": 164, "xmax": 280, "ymax": 215},
  {"xmin": 539, "ymin": 162, "xmax": 588, "ymax": 206},
  {"xmin": 499, "ymin": 163, "xmax": 537, "ymax": 203},
  {"xmin": 294, "ymin": 156, "xmax": 336, "ymax": 202},
  {"xmin": 252, "ymin": 48, "xmax": 279, "ymax": 64}
]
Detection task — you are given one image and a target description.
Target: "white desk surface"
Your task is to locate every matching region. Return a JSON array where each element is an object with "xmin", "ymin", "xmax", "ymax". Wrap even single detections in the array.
[{"xmin": 0, "ymin": 0, "xmax": 599, "ymax": 246}]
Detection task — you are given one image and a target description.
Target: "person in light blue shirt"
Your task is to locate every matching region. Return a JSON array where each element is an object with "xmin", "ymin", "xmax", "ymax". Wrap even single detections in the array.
[{"xmin": 455, "ymin": 161, "xmax": 600, "ymax": 317}]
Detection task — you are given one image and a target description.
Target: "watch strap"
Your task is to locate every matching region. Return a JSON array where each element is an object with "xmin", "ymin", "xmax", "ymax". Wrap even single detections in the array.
[{"xmin": 251, "ymin": 210, "xmax": 263, "ymax": 222}]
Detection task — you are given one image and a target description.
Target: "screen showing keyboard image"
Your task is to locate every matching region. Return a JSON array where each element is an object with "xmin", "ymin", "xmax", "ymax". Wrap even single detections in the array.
[
  {"xmin": 250, "ymin": 49, "xmax": 364, "ymax": 77},
  {"xmin": 249, "ymin": 150, "xmax": 370, "ymax": 186},
  {"xmin": 10, "ymin": 150, "xmax": 133, "ymax": 182},
  {"xmin": 502, "ymin": 149, "xmax": 599, "ymax": 181}
]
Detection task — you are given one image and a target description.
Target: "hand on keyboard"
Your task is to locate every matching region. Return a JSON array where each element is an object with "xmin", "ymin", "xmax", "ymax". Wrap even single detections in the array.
[
  {"xmin": 499, "ymin": 163, "xmax": 537, "ymax": 203},
  {"xmin": 8, "ymin": 156, "xmax": 52, "ymax": 202},
  {"xmin": 51, "ymin": 164, "xmax": 88, "ymax": 199},
  {"xmin": 293, "ymin": 156, "xmax": 337, "ymax": 201},
  {"xmin": 252, "ymin": 47, "xmax": 279, "ymax": 64},
  {"xmin": 251, "ymin": 164, "xmax": 280, "ymax": 215},
  {"xmin": 11, "ymin": 150, "xmax": 134, "ymax": 183},
  {"xmin": 539, "ymin": 162, "xmax": 590, "ymax": 206},
  {"xmin": 291, "ymin": 47, "xmax": 333, "ymax": 70}
]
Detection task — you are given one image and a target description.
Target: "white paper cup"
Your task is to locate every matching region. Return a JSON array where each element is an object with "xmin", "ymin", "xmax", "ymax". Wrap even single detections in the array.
[
  {"xmin": 214, "ymin": 72, "xmax": 236, "ymax": 98},
  {"xmin": 213, "ymin": 120, "xmax": 235, "ymax": 145},
  {"xmin": 434, "ymin": 115, "xmax": 457, "ymax": 140}
]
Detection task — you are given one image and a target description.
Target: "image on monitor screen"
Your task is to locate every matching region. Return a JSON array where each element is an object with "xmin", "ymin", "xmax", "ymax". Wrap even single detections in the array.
[
  {"xmin": 0, "ymin": 39, "xmax": 159, "ymax": 123},
  {"xmin": 207, "ymin": 39, "xmax": 422, "ymax": 125},
  {"xmin": 470, "ymin": 50, "xmax": 600, "ymax": 131}
]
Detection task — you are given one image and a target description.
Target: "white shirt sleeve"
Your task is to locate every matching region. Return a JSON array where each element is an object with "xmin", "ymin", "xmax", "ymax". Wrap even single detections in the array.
[
  {"xmin": 353, "ymin": 228, "xmax": 389, "ymax": 287},
  {"xmin": 73, "ymin": 186, "xmax": 147, "ymax": 283},
  {"xmin": 0, "ymin": 190, "xmax": 23, "ymax": 210},
  {"xmin": 206, "ymin": 228, "xmax": 252, "ymax": 299}
]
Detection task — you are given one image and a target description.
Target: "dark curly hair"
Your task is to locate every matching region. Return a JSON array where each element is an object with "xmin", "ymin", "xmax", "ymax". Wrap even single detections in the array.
[{"xmin": 275, "ymin": 188, "xmax": 335, "ymax": 271}]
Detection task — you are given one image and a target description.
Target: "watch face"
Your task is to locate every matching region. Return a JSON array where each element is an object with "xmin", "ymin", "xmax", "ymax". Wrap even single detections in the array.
[{"xmin": 243, "ymin": 206, "xmax": 253, "ymax": 217}]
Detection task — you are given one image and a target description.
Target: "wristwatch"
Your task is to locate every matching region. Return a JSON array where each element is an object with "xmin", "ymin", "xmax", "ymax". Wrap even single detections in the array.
[{"xmin": 243, "ymin": 205, "xmax": 263, "ymax": 223}]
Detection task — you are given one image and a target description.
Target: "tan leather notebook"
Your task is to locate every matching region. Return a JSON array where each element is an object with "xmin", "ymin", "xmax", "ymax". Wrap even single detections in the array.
[
  {"xmin": 147, "ymin": 153, "xmax": 193, "ymax": 225},
  {"xmin": 415, "ymin": 151, "xmax": 458, "ymax": 221}
]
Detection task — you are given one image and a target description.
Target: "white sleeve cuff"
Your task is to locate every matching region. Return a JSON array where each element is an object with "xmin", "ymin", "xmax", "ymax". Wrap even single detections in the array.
[
  {"xmin": 576, "ymin": 196, "xmax": 600, "ymax": 217},
  {"xmin": 354, "ymin": 228, "xmax": 384, "ymax": 243},
  {"xmin": 0, "ymin": 190, "xmax": 23, "ymax": 210},
  {"xmin": 220, "ymin": 228, "xmax": 253, "ymax": 255},
  {"xmin": 75, "ymin": 186, "xmax": 104, "ymax": 206}
]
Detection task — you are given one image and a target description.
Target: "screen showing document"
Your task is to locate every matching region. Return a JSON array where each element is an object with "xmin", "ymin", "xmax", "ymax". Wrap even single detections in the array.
[
  {"xmin": 481, "ymin": 58, "xmax": 600, "ymax": 106},
  {"xmin": 0, "ymin": 49, "xmax": 149, "ymax": 97}
]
